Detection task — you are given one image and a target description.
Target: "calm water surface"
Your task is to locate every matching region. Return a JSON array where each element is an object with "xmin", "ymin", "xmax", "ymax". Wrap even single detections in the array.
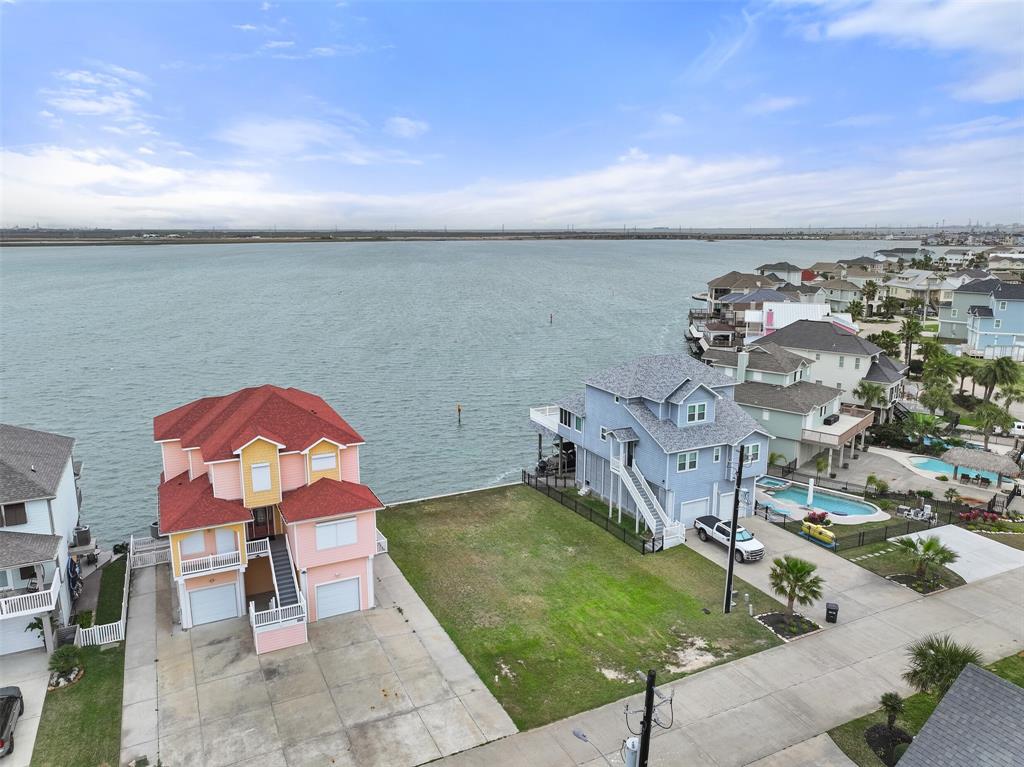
[{"xmin": 0, "ymin": 239, "xmax": 913, "ymax": 540}]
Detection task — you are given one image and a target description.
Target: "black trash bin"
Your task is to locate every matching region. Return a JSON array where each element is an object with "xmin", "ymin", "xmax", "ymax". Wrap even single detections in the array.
[{"xmin": 826, "ymin": 602, "xmax": 839, "ymax": 624}]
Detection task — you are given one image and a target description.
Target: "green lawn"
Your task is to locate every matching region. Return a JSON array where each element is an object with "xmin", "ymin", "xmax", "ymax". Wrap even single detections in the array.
[
  {"xmin": 837, "ymin": 541, "xmax": 966, "ymax": 591},
  {"xmin": 976, "ymin": 531, "xmax": 1024, "ymax": 551},
  {"xmin": 30, "ymin": 560, "xmax": 127, "ymax": 767},
  {"xmin": 379, "ymin": 484, "xmax": 783, "ymax": 729},
  {"xmin": 828, "ymin": 653, "xmax": 1024, "ymax": 766}
]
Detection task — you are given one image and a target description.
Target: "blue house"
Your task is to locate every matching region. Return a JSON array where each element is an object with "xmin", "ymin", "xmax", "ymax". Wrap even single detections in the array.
[
  {"xmin": 530, "ymin": 354, "xmax": 771, "ymax": 547},
  {"xmin": 966, "ymin": 283, "xmax": 1024, "ymax": 359}
]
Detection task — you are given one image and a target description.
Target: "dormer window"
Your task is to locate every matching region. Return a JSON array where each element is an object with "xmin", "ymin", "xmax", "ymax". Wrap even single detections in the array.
[
  {"xmin": 311, "ymin": 452, "xmax": 337, "ymax": 472},
  {"xmin": 686, "ymin": 403, "xmax": 707, "ymax": 423},
  {"xmin": 251, "ymin": 462, "xmax": 271, "ymax": 492}
]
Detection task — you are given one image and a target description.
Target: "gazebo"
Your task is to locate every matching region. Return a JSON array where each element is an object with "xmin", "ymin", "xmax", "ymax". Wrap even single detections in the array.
[{"xmin": 939, "ymin": 447, "xmax": 1021, "ymax": 489}]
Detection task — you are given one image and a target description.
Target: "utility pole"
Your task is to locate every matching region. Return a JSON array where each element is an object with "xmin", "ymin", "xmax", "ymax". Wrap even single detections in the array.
[
  {"xmin": 637, "ymin": 669, "xmax": 656, "ymax": 767},
  {"xmin": 724, "ymin": 444, "xmax": 745, "ymax": 613}
]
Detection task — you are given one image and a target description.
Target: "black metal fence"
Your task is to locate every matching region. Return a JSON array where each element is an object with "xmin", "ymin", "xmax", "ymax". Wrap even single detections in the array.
[{"xmin": 521, "ymin": 470, "xmax": 656, "ymax": 554}]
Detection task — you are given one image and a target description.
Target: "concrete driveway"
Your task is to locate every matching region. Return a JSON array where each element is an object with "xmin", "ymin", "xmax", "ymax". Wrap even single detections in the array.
[
  {"xmin": 896, "ymin": 524, "xmax": 1024, "ymax": 582},
  {"xmin": 125, "ymin": 556, "xmax": 515, "ymax": 767},
  {"xmin": 1, "ymin": 648, "xmax": 48, "ymax": 767}
]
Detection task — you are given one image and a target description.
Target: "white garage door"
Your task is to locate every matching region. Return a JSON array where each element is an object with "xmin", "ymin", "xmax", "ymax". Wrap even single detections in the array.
[
  {"xmin": 0, "ymin": 615, "xmax": 44, "ymax": 655},
  {"xmin": 189, "ymin": 583, "xmax": 238, "ymax": 626},
  {"xmin": 316, "ymin": 578, "xmax": 360, "ymax": 619},
  {"xmin": 680, "ymin": 498, "xmax": 709, "ymax": 528}
]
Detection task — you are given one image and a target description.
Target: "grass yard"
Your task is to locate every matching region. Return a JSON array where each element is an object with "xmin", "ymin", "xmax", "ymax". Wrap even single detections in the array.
[
  {"xmin": 975, "ymin": 531, "xmax": 1024, "ymax": 551},
  {"xmin": 828, "ymin": 653, "xmax": 1024, "ymax": 766},
  {"xmin": 379, "ymin": 484, "xmax": 784, "ymax": 729},
  {"xmin": 838, "ymin": 541, "xmax": 966, "ymax": 591},
  {"xmin": 30, "ymin": 559, "xmax": 127, "ymax": 767}
]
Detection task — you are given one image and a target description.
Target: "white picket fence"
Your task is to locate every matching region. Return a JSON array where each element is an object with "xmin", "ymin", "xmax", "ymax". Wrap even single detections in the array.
[
  {"xmin": 76, "ymin": 551, "xmax": 132, "ymax": 647},
  {"xmin": 129, "ymin": 534, "xmax": 172, "ymax": 568}
]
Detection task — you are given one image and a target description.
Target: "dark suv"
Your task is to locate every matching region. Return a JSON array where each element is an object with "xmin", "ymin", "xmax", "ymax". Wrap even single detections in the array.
[{"xmin": 0, "ymin": 687, "xmax": 24, "ymax": 758}]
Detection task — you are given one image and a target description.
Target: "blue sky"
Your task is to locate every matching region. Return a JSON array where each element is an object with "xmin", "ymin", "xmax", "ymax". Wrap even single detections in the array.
[{"xmin": 1, "ymin": 0, "xmax": 1021, "ymax": 228}]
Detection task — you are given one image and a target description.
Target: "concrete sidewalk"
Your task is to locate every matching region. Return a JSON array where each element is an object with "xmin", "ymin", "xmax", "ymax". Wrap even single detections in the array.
[{"xmin": 432, "ymin": 560, "xmax": 1023, "ymax": 766}]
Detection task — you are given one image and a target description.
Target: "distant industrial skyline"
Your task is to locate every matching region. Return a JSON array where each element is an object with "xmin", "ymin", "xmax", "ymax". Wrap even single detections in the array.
[{"xmin": 1, "ymin": 1, "xmax": 1021, "ymax": 229}]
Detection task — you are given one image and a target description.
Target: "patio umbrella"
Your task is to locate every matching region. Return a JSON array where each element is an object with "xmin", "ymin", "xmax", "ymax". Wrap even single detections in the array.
[{"xmin": 939, "ymin": 447, "xmax": 1021, "ymax": 488}]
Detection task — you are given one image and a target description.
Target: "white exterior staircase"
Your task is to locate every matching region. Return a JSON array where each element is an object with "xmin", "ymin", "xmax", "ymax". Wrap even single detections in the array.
[{"xmin": 612, "ymin": 459, "xmax": 685, "ymax": 549}]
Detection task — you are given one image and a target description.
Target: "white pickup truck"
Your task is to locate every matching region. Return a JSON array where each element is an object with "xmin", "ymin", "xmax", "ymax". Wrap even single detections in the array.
[{"xmin": 694, "ymin": 516, "xmax": 766, "ymax": 563}]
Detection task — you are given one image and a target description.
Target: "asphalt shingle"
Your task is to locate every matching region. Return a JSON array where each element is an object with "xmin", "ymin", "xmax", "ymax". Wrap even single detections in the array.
[
  {"xmin": 733, "ymin": 381, "xmax": 843, "ymax": 414},
  {"xmin": 0, "ymin": 529, "xmax": 62, "ymax": 569},
  {"xmin": 585, "ymin": 354, "xmax": 736, "ymax": 401},
  {"xmin": 0, "ymin": 424, "xmax": 75, "ymax": 505}
]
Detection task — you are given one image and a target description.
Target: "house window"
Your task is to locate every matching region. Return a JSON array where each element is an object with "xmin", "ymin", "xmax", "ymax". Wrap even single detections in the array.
[
  {"xmin": 951, "ymin": 309, "xmax": 958, "ymax": 318},
  {"xmin": 744, "ymin": 443, "xmax": 761, "ymax": 464},
  {"xmin": 574, "ymin": 415, "xmax": 584, "ymax": 432},
  {"xmin": 762, "ymin": 410, "xmax": 770, "ymax": 420},
  {"xmin": 0, "ymin": 502, "xmax": 27, "ymax": 527},
  {"xmin": 250, "ymin": 462, "xmax": 271, "ymax": 492},
  {"xmin": 0, "ymin": 570, "xmax": 7, "ymax": 588},
  {"xmin": 179, "ymin": 531, "xmax": 204, "ymax": 556},
  {"xmin": 315, "ymin": 518, "xmax": 357, "ymax": 550},
  {"xmin": 838, "ymin": 356, "xmax": 845, "ymax": 368},
  {"xmin": 614, "ymin": 396, "xmax": 620, "ymax": 403},
  {"xmin": 854, "ymin": 357, "xmax": 861, "ymax": 370},
  {"xmin": 686, "ymin": 403, "xmax": 707, "ymax": 423},
  {"xmin": 311, "ymin": 452, "xmax": 337, "ymax": 472},
  {"xmin": 677, "ymin": 451, "xmax": 698, "ymax": 472},
  {"xmin": 713, "ymin": 447, "xmax": 722, "ymax": 463},
  {"xmin": 600, "ymin": 427, "xmax": 609, "ymax": 442},
  {"xmin": 819, "ymin": 405, "xmax": 826, "ymax": 417},
  {"xmin": 19, "ymin": 566, "xmax": 36, "ymax": 580},
  {"xmin": 723, "ymin": 367, "xmax": 734, "ymax": 377},
  {"xmin": 994, "ymin": 319, "xmax": 1002, "ymax": 329},
  {"xmin": 815, "ymin": 353, "xmax": 821, "ymax": 361},
  {"xmin": 559, "ymin": 409, "xmax": 572, "ymax": 428},
  {"xmin": 999, "ymin": 301, "xmax": 1008, "ymax": 311},
  {"xmin": 215, "ymin": 527, "xmax": 236, "ymax": 554},
  {"xmin": 751, "ymin": 370, "xmax": 762, "ymax": 381}
]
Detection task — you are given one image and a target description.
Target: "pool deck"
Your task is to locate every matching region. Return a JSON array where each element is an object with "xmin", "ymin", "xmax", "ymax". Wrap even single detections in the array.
[{"xmin": 755, "ymin": 480, "xmax": 889, "ymax": 525}]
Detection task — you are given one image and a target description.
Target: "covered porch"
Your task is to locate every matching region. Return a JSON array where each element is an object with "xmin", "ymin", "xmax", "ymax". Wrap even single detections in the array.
[
  {"xmin": 940, "ymin": 446, "xmax": 1021, "ymax": 489},
  {"xmin": 801, "ymin": 405, "xmax": 876, "ymax": 476}
]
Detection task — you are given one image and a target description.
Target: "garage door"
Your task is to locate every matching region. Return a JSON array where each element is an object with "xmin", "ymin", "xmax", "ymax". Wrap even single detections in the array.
[
  {"xmin": 0, "ymin": 615, "xmax": 44, "ymax": 655},
  {"xmin": 189, "ymin": 583, "xmax": 238, "ymax": 626},
  {"xmin": 316, "ymin": 578, "xmax": 360, "ymax": 619},
  {"xmin": 679, "ymin": 498, "xmax": 709, "ymax": 528}
]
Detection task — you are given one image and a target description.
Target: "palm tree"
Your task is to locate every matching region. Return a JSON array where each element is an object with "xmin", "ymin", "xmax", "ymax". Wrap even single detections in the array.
[
  {"xmin": 768, "ymin": 451, "xmax": 787, "ymax": 470},
  {"xmin": 879, "ymin": 691, "xmax": 905, "ymax": 764},
  {"xmin": 847, "ymin": 299, "xmax": 864, "ymax": 323},
  {"xmin": 920, "ymin": 385, "xmax": 953, "ymax": 417},
  {"xmin": 943, "ymin": 487, "xmax": 962, "ymax": 503},
  {"xmin": 998, "ymin": 382, "xmax": 1024, "ymax": 413},
  {"xmin": 853, "ymin": 380, "xmax": 887, "ymax": 423},
  {"xmin": 893, "ymin": 535, "xmax": 959, "ymax": 579},
  {"xmin": 903, "ymin": 634, "xmax": 982, "ymax": 698},
  {"xmin": 899, "ymin": 318, "xmax": 923, "ymax": 364},
  {"xmin": 955, "ymin": 357, "xmax": 978, "ymax": 395},
  {"xmin": 815, "ymin": 453, "xmax": 829, "ymax": 479},
  {"xmin": 868, "ymin": 330, "xmax": 902, "ymax": 359},
  {"xmin": 768, "ymin": 556, "xmax": 824, "ymax": 619},
  {"xmin": 974, "ymin": 401, "xmax": 1014, "ymax": 448},
  {"xmin": 975, "ymin": 357, "xmax": 1021, "ymax": 403},
  {"xmin": 907, "ymin": 297, "xmax": 924, "ymax": 318},
  {"xmin": 923, "ymin": 352, "xmax": 957, "ymax": 387},
  {"xmin": 881, "ymin": 296, "xmax": 901, "ymax": 319},
  {"xmin": 863, "ymin": 280, "xmax": 878, "ymax": 304}
]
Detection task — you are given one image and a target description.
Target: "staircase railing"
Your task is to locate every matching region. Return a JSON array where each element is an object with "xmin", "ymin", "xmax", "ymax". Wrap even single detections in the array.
[
  {"xmin": 631, "ymin": 465, "xmax": 673, "ymax": 529},
  {"xmin": 615, "ymin": 465, "xmax": 663, "ymax": 534}
]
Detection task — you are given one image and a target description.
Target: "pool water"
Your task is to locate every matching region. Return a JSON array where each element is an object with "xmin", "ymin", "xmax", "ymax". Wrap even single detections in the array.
[
  {"xmin": 757, "ymin": 477, "xmax": 790, "ymax": 489},
  {"xmin": 909, "ymin": 456, "xmax": 1000, "ymax": 483},
  {"xmin": 766, "ymin": 486, "xmax": 878, "ymax": 516}
]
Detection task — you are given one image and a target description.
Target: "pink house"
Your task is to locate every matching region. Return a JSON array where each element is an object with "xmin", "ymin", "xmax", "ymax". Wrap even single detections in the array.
[{"xmin": 153, "ymin": 385, "xmax": 386, "ymax": 654}]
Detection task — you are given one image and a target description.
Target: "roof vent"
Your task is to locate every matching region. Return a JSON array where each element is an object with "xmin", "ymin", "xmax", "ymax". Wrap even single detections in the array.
[{"xmin": 30, "ymin": 464, "xmax": 37, "ymax": 472}]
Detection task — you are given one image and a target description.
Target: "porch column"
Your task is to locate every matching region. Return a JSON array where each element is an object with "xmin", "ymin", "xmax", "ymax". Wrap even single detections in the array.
[
  {"xmin": 839, "ymin": 442, "xmax": 845, "ymax": 466},
  {"xmin": 558, "ymin": 435, "xmax": 563, "ymax": 477},
  {"xmin": 860, "ymin": 431, "xmax": 867, "ymax": 450},
  {"xmin": 42, "ymin": 612, "xmax": 54, "ymax": 654},
  {"xmin": 827, "ymin": 448, "xmax": 834, "ymax": 476},
  {"xmin": 537, "ymin": 433, "xmax": 543, "ymax": 463}
]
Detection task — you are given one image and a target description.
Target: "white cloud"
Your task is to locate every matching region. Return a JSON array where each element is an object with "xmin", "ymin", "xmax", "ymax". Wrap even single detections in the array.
[
  {"xmin": 264, "ymin": 40, "xmax": 294, "ymax": 49},
  {"xmin": 260, "ymin": 1, "xmax": 273, "ymax": 11},
  {"xmin": 685, "ymin": 9, "xmax": 759, "ymax": 82},
  {"xmin": 40, "ymin": 65, "xmax": 151, "ymax": 127},
  {"xmin": 137, "ymin": 147, "xmax": 155, "ymax": 155},
  {"xmin": 384, "ymin": 116, "xmax": 429, "ymax": 139},
  {"xmin": 829, "ymin": 113, "xmax": 890, "ymax": 127},
  {"xmin": 216, "ymin": 117, "xmax": 343, "ymax": 156},
  {"xmin": 745, "ymin": 95, "xmax": 804, "ymax": 114},
  {"xmin": 618, "ymin": 147, "xmax": 649, "ymax": 162},
  {"xmin": 4, "ymin": 132, "xmax": 1020, "ymax": 228},
  {"xmin": 233, "ymin": 23, "xmax": 259, "ymax": 31}
]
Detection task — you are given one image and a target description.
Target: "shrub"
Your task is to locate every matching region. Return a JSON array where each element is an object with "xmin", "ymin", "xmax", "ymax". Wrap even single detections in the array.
[
  {"xmin": 915, "ymin": 489, "xmax": 934, "ymax": 499},
  {"xmin": 877, "ymin": 499, "xmax": 896, "ymax": 511},
  {"xmin": 893, "ymin": 743, "xmax": 909, "ymax": 762},
  {"xmin": 49, "ymin": 644, "xmax": 82, "ymax": 675},
  {"xmin": 805, "ymin": 510, "xmax": 831, "ymax": 526},
  {"xmin": 909, "ymin": 359, "xmax": 924, "ymax": 376},
  {"xmin": 936, "ymin": 475, "xmax": 948, "ymax": 481},
  {"xmin": 75, "ymin": 609, "xmax": 93, "ymax": 629}
]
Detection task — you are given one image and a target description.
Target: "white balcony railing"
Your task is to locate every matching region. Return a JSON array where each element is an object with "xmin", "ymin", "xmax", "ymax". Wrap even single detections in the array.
[
  {"xmin": 529, "ymin": 405, "xmax": 561, "ymax": 433},
  {"xmin": 0, "ymin": 575, "xmax": 61, "ymax": 618},
  {"xmin": 246, "ymin": 538, "xmax": 270, "ymax": 558},
  {"xmin": 180, "ymin": 549, "xmax": 241, "ymax": 576},
  {"xmin": 250, "ymin": 591, "xmax": 306, "ymax": 630},
  {"xmin": 376, "ymin": 530, "xmax": 388, "ymax": 554}
]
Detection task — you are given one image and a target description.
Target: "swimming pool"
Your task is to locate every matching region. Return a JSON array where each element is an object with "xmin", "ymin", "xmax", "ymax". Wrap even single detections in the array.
[
  {"xmin": 765, "ymin": 485, "xmax": 879, "ymax": 516},
  {"xmin": 909, "ymin": 455, "xmax": 1000, "ymax": 483},
  {"xmin": 757, "ymin": 477, "xmax": 790, "ymax": 489}
]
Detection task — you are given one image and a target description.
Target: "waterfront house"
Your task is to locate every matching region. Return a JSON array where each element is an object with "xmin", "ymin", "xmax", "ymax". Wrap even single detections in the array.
[
  {"xmin": 965, "ymin": 283, "xmax": 1024, "ymax": 360},
  {"xmin": 704, "ymin": 272, "xmax": 785, "ymax": 312},
  {"xmin": 807, "ymin": 262, "xmax": 842, "ymax": 280},
  {"xmin": 755, "ymin": 262, "xmax": 803, "ymax": 284},
  {"xmin": 1, "ymin": 424, "xmax": 85, "ymax": 655},
  {"xmin": 529, "ymin": 354, "xmax": 771, "ymax": 540},
  {"xmin": 816, "ymin": 279, "xmax": 862, "ymax": 311},
  {"xmin": 154, "ymin": 385, "xmax": 384, "ymax": 653},
  {"xmin": 780, "ymin": 283, "xmax": 827, "ymax": 304},
  {"xmin": 875, "ymin": 247, "xmax": 933, "ymax": 269},
  {"xmin": 837, "ymin": 255, "xmax": 886, "ymax": 274},
  {"xmin": 938, "ymin": 278, "xmax": 1001, "ymax": 342},
  {"xmin": 751, "ymin": 320, "xmax": 907, "ymax": 421},
  {"xmin": 704, "ymin": 346, "xmax": 873, "ymax": 471}
]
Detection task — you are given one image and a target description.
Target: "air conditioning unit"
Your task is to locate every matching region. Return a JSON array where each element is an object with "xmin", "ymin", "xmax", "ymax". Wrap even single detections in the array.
[{"xmin": 823, "ymin": 414, "xmax": 840, "ymax": 426}]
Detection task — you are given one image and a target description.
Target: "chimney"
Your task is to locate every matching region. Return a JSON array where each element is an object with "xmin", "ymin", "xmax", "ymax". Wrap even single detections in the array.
[{"xmin": 736, "ymin": 351, "xmax": 749, "ymax": 382}]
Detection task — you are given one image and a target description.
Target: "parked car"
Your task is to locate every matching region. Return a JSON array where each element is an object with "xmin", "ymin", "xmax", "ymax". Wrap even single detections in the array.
[
  {"xmin": 0, "ymin": 687, "xmax": 24, "ymax": 758},
  {"xmin": 694, "ymin": 516, "xmax": 766, "ymax": 562}
]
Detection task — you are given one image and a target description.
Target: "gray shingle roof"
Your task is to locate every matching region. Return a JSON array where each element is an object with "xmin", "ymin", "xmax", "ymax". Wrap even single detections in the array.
[
  {"xmin": 703, "ymin": 342, "xmax": 809, "ymax": 374},
  {"xmin": 719, "ymin": 288, "xmax": 796, "ymax": 305},
  {"xmin": 624, "ymin": 397, "xmax": 765, "ymax": 453},
  {"xmin": 817, "ymin": 279, "xmax": 862, "ymax": 291},
  {"xmin": 757, "ymin": 262, "xmax": 801, "ymax": 271},
  {"xmin": 761, "ymin": 319, "xmax": 882, "ymax": 356},
  {"xmin": 733, "ymin": 381, "xmax": 842, "ymax": 414},
  {"xmin": 792, "ymin": 283, "xmax": 826, "ymax": 294},
  {"xmin": 969, "ymin": 305, "xmax": 994, "ymax": 318},
  {"xmin": 838, "ymin": 256, "xmax": 879, "ymax": 266},
  {"xmin": 556, "ymin": 392, "xmax": 586, "ymax": 415},
  {"xmin": 898, "ymin": 664, "xmax": 1024, "ymax": 767},
  {"xmin": 0, "ymin": 424, "xmax": 75, "ymax": 505},
  {"xmin": 993, "ymin": 282, "xmax": 1024, "ymax": 300},
  {"xmin": 955, "ymin": 278, "xmax": 1001, "ymax": 295},
  {"xmin": 585, "ymin": 354, "xmax": 736, "ymax": 401},
  {"xmin": 0, "ymin": 530, "xmax": 62, "ymax": 569},
  {"xmin": 863, "ymin": 354, "xmax": 907, "ymax": 384},
  {"xmin": 606, "ymin": 427, "xmax": 639, "ymax": 442}
]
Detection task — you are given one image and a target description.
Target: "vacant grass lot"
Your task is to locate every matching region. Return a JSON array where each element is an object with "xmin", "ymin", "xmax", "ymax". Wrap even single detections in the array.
[
  {"xmin": 379, "ymin": 484, "xmax": 783, "ymax": 729},
  {"xmin": 30, "ymin": 558, "xmax": 127, "ymax": 767},
  {"xmin": 828, "ymin": 653, "xmax": 1024, "ymax": 766},
  {"xmin": 838, "ymin": 541, "xmax": 966, "ymax": 590}
]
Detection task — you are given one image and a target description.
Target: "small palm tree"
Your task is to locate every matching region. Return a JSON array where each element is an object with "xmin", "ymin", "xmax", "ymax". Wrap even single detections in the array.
[
  {"xmin": 815, "ymin": 453, "xmax": 829, "ymax": 479},
  {"xmin": 998, "ymin": 382, "xmax": 1024, "ymax": 412},
  {"xmin": 768, "ymin": 555, "xmax": 824, "ymax": 620},
  {"xmin": 893, "ymin": 535, "xmax": 959, "ymax": 580},
  {"xmin": 975, "ymin": 357, "xmax": 1021, "ymax": 402},
  {"xmin": 881, "ymin": 296, "xmax": 901, "ymax": 318},
  {"xmin": 943, "ymin": 487, "xmax": 961, "ymax": 503},
  {"xmin": 854, "ymin": 381, "xmax": 886, "ymax": 411},
  {"xmin": 863, "ymin": 280, "xmax": 878, "ymax": 303},
  {"xmin": 903, "ymin": 634, "xmax": 982, "ymax": 698},
  {"xmin": 955, "ymin": 357, "xmax": 978, "ymax": 395},
  {"xmin": 920, "ymin": 385, "xmax": 953, "ymax": 417},
  {"xmin": 879, "ymin": 691, "xmax": 905, "ymax": 764},
  {"xmin": 974, "ymin": 401, "xmax": 1014, "ymax": 448},
  {"xmin": 847, "ymin": 299, "xmax": 864, "ymax": 323},
  {"xmin": 899, "ymin": 318, "xmax": 923, "ymax": 364},
  {"xmin": 768, "ymin": 451, "xmax": 787, "ymax": 469}
]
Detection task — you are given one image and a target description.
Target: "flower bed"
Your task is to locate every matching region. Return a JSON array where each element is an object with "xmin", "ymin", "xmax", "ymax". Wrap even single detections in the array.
[
  {"xmin": 755, "ymin": 612, "xmax": 820, "ymax": 640},
  {"xmin": 885, "ymin": 573, "xmax": 946, "ymax": 595},
  {"xmin": 47, "ymin": 667, "xmax": 84, "ymax": 691}
]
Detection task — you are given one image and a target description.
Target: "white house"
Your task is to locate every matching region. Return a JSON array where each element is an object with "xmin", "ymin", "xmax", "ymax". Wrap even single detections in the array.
[{"xmin": 1, "ymin": 424, "xmax": 84, "ymax": 655}]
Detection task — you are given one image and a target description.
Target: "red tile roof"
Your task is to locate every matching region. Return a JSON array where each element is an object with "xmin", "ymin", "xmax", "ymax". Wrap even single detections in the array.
[
  {"xmin": 158, "ymin": 473, "xmax": 252, "ymax": 535},
  {"xmin": 153, "ymin": 385, "xmax": 364, "ymax": 461},
  {"xmin": 280, "ymin": 478, "xmax": 383, "ymax": 524}
]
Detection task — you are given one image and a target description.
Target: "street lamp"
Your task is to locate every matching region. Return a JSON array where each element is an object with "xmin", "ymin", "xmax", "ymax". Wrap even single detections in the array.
[{"xmin": 572, "ymin": 729, "xmax": 614, "ymax": 767}]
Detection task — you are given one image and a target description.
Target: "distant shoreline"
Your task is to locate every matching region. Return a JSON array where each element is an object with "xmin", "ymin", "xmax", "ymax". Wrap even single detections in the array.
[{"xmin": 0, "ymin": 230, "xmax": 929, "ymax": 247}]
